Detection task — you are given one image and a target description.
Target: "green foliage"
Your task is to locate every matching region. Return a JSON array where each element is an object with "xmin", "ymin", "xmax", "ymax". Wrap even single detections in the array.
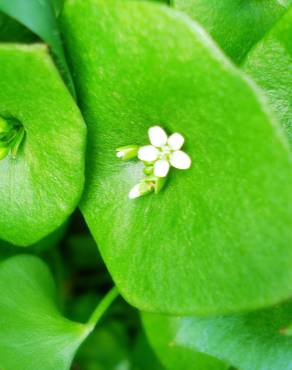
[
  {"xmin": 51, "ymin": 0, "xmax": 65, "ymax": 16},
  {"xmin": 64, "ymin": 236, "xmax": 164, "ymax": 370},
  {"xmin": 61, "ymin": 0, "xmax": 292, "ymax": 315},
  {"xmin": 0, "ymin": 45, "xmax": 86, "ymax": 246},
  {"xmin": 173, "ymin": 0, "xmax": 292, "ymax": 63},
  {"xmin": 0, "ymin": 223, "xmax": 67, "ymax": 263},
  {"xmin": 142, "ymin": 313, "xmax": 229, "ymax": 370},
  {"xmin": 0, "ymin": 11, "xmax": 37, "ymax": 42},
  {"xmin": 143, "ymin": 301, "xmax": 292, "ymax": 370},
  {"xmin": 73, "ymin": 315, "xmax": 163, "ymax": 370},
  {"xmin": 0, "ymin": 0, "xmax": 75, "ymax": 95},
  {"xmin": 0, "ymin": 255, "xmax": 90, "ymax": 370},
  {"xmin": 0, "ymin": 0, "xmax": 291, "ymax": 368},
  {"xmin": 244, "ymin": 6, "xmax": 292, "ymax": 146},
  {"xmin": 74, "ymin": 324, "xmax": 131, "ymax": 370}
]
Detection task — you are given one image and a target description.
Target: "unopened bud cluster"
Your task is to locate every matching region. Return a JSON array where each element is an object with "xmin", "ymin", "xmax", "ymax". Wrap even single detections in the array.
[{"xmin": 0, "ymin": 116, "xmax": 25, "ymax": 160}]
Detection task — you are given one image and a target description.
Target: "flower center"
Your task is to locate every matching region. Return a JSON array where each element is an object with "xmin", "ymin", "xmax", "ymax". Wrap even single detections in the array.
[{"xmin": 158, "ymin": 144, "xmax": 173, "ymax": 160}]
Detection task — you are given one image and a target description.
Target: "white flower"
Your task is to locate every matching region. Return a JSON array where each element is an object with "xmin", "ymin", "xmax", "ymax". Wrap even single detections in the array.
[
  {"xmin": 116, "ymin": 125, "xmax": 192, "ymax": 199},
  {"xmin": 138, "ymin": 126, "xmax": 191, "ymax": 177}
]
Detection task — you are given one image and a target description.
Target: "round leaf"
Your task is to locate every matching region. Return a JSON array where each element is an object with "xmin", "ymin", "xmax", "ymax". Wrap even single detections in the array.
[
  {"xmin": 61, "ymin": 0, "xmax": 292, "ymax": 315},
  {"xmin": 0, "ymin": 44, "xmax": 86, "ymax": 246},
  {"xmin": 142, "ymin": 313, "xmax": 229, "ymax": 370},
  {"xmin": 0, "ymin": 255, "xmax": 90, "ymax": 370},
  {"xmin": 143, "ymin": 302, "xmax": 292, "ymax": 370},
  {"xmin": 244, "ymin": 6, "xmax": 292, "ymax": 147},
  {"xmin": 173, "ymin": 0, "xmax": 292, "ymax": 63}
]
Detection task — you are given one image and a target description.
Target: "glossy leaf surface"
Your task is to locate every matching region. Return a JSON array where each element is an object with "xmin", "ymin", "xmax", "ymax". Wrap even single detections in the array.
[
  {"xmin": 0, "ymin": 44, "xmax": 86, "ymax": 246},
  {"xmin": 142, "ymin": 313, "xmax": 229, "ymax": 370},
  {"xmin": 0, "ymin": 255, "xmax": 90, "ymax": 370},
  {"xmin": 244, "ymin": 6, "xmax": 292, "ymax": 147},
  {"xmin": 173, "ymin": 0, "xmax": 292, "ymax": 63},
  {"xmin": 62, "ymin": 0, "xmax": 292, "ymax": 314},
  {"xmin": 144, "ymin": 301, "xmax": 292, "ymax": 370}
]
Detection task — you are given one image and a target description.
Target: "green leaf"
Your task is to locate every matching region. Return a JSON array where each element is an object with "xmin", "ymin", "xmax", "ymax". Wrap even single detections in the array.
[
  {"xmin": 244, "ymin": 6, "xmax": 292, "ymax": 147},
  {"xmin": 61, "ymin": 0, "xmax": 292, "ymax": 315},
  {"xmin": 0, "ymin": 255, "xmax": 118, "ymax": 370},
  {"xmin": 173, "ymin": 0, "xmax": 292, "ymax": 64},
  {"xmin": 143, "ymin": 301, "xmax": 292, "ymax": 370},
  {"xmin": 0, "ymin": 0, "xmax": 75, "ymax": 95},
  {"xmin": 142, "ymin": 313, "xmax": 229, "ymax": 370},
  {"xmin": 0, "ymin": 255, "xmax": 88, "ymax": 370},
  {"xmin": 0, "ymin": 12, "xmax": 37, "ymax": 42},
  {"xmin": 0, "ymin": 44, "xmax": 86, "ymax": 246},
  {"xmin": 51, "ymin": 0, "xmax": 65, "ymax": 16}
]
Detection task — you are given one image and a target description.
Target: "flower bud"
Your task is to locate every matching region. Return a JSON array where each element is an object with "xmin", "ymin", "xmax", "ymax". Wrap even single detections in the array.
[
  {"xmin": 116, "ymin": 145, "xmax": 138, "ymax": 160},
  {"xmin": 128, "ymin": 181, "xmax": 153, "ymax": 199}
]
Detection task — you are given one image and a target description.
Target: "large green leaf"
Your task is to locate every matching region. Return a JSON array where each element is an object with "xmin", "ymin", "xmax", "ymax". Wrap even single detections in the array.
[
  {"xmin": 173, "ymin": 0, "xmax": 292, "ymax": 64},
  {"xmin": 61, "ymin": 0, "xmax": 292, "ymax": 315},
  {"xmin": 0, "ymin": 44, "xmax": 86, "ymax": 246},
  {"xmin": 143, "ymin": 301, "xmax": 292, "ymax": 370},
  {"xmin": 142, "ymin": 313, "xmax": 229, "ymax": 370},
  {"xmin": 244, "ymin": 6, "xmax": 292, "ymax": 147},
  {"xmin": 0, "ymin": 255, "xmax": 118, "ymax": 370},
  {"xmin": 0, "ymin": 0, "xmax": 75, "ymax": 95},
  {"xmin": 0, "ymin": 255, "xmax": 88, "ymax": 370}
]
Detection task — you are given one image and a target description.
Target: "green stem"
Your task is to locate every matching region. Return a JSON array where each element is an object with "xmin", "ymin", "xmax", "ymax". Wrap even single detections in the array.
[{"xmin": 86, "ymin": 286, "xmax": 119, "ymax": 329}]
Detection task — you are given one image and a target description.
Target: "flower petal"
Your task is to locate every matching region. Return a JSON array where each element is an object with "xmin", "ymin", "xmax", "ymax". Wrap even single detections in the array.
[
  {"xmin": 138, "ymin": 145, "xmax": 159, "ymax": 162},
  {"xmin": 154, "ymin": 159, "xmax": 170, "ymax": 177},
  {"xmin": 148, "ymin": 126, "xmax": 168, "ymax": 147},
  {"xmin": 170, "ymin": 150, "xmax": 191, "ymax": 169},
  {"xmin": 167, "ymin": 133, "xmax": 184, "ymax": 150}
]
